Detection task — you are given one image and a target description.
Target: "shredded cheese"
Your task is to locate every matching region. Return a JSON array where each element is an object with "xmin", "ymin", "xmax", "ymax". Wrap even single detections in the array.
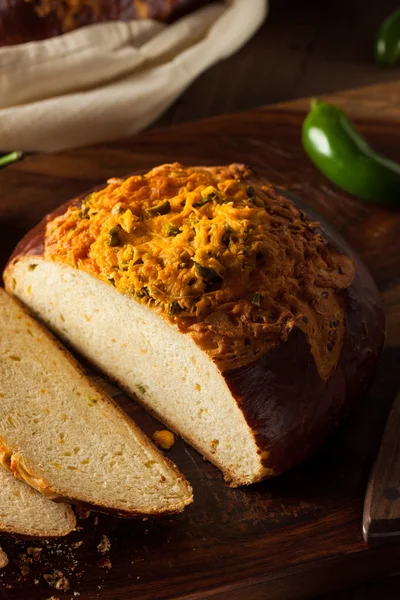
[{"xmin": 45, "ymin": 163, "xmax": 355, "ymax": 377}]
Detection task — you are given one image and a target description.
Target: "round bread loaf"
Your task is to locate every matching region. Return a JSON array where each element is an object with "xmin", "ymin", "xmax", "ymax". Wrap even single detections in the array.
[
  {"xmin": 0, "ymin": 0, "xmax": 212, "ymax": 46},
  {"xmin": 4, "ymin": 164, "xmax": 385, "ymax": 485}
]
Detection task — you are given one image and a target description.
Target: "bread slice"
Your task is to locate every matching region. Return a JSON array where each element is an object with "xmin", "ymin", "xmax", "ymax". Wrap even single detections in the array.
[
  {"xmin": 0, "ymin": 289, "xmax": 192, "ymax": 515},
  {"xmin": 0, "ymin": 466, "xmax": 76, "ymax": 537}
]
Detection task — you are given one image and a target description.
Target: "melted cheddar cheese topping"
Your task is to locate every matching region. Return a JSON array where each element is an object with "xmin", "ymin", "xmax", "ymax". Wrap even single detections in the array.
[{"xmin": 45, "ymin": 163, "xmax": 355, "ymax": 377}]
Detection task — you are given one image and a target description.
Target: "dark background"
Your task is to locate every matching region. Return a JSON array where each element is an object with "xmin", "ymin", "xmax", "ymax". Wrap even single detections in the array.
[
  {"xmin": 160, "ymin": 1, "xmax": 400, "ymax": 598},
  {"xmin": 158, "ymin": 0, "xmax": 400, "ymax": 126}
]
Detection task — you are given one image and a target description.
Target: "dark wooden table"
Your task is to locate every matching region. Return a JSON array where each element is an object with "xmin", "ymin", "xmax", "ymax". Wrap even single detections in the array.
[
  {"xmin": 160, "ymin": 1, "xmax": 400, "ymax": 598},
  {"xmin": 2, "ymin": 2, "xmax": 400, "ymax": 599},
  {"xmin": 158, "ymin": 0, "xmax": 400, "ymax": 126}
]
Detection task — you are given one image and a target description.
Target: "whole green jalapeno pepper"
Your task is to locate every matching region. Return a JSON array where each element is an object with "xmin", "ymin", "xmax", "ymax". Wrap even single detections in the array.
[
  {"xmin": 375, "ymin": 9, "xmax": 400, "ymax": 65},
  {"xmin": 302, "ymin": 99, "xmax": 400, "ymax": 205}
]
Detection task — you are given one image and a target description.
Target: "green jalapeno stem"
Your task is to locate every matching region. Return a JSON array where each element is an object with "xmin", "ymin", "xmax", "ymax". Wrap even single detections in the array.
[{"xmin": 0, "ymin": 151, "xmax": 23, "ymax": 168}]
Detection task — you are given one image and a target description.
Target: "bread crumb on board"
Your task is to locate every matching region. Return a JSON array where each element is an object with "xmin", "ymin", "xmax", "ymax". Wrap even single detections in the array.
[
  {"xmin": 27, "ymin": 547, "xmax": 42, "ymax": 561},
  {"xmin": 97, "ymin": 557, "xmax": 112, "ymax": 569},
  {"xmin": 97, "ymin": 535, "xmax": 111, "ymax": 554},
  {"xmin": 43, "ymin": 569, "xmax": 69, "ymax": 591},
  {"xmin": 152, "ymin": 430, "xmax": 175, "ymax": 450},
  {"xmin": 0, "ymin": 547, "xmax": 8, "ymax": 569},
  {"xmin": 76, "ymin": 505, "xmax": 91, "ymax": 520}
]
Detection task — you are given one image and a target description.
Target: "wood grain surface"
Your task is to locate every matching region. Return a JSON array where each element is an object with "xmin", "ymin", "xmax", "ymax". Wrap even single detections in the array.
[{"xmin": 1, "ymin": 80, "xmax": 400, "ymax": 600}]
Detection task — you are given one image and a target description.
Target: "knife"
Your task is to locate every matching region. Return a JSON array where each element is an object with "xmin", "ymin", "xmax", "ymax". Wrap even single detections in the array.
[{"xmin": 363, "ymin": 389, "xmax": 400, "ymax": 543}]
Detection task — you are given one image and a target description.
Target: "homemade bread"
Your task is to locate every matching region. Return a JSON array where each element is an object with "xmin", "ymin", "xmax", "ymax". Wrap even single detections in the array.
[
  {"xmin": 4, "ymin": 164, "xmax": 385, "ymax": 485},
  {"xmin": 0, "ymin": 0, "xmax": 212, "ymax": 45},
  {"xmin": 0, "ymin": 288, "xmax": 192, "ymax": 514},
  {"xmin": 0, "ymin": 466, "xmax": 76, "ymax": 537}
]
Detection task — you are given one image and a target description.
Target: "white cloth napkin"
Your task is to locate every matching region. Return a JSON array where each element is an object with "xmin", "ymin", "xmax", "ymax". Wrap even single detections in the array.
[{"xmin": 0, "ymin": 0, "xmax": 267, "ymax": 152}]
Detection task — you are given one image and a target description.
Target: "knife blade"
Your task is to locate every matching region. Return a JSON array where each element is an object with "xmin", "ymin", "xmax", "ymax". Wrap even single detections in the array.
[{"xmin": 363, "ymin": 389, "xmax": 400, "ymax": 543}]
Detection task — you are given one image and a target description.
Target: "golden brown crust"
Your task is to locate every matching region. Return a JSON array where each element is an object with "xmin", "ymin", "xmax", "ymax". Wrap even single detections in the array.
[
  {"xmin": 0, "ymin": 0, "xmax": 212, "ymax": 46},
  {"xmin": 42, "ymin": 163, "xmax": 354, "ymax": 379},
  {"xmin": 6, "ymin": 451, "xmax": 53, "ymax": 497},
  {"xmin": 0, "ymin": 442, "xmax": 76, "ymax": 537}
]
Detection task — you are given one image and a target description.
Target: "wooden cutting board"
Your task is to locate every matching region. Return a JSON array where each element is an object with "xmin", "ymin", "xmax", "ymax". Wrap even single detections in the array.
[{"xmin": 1, "ymin": 81, "xmax": 400, "ymax": 600}]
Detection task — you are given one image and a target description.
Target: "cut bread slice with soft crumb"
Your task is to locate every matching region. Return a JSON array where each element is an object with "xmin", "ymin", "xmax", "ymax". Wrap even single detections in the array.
[
  {"xmin": 4, "ymin": 261, "xmax": 270, "ymax": 485},
  {"xmin": 0, "ymin": 289, "xmax": 192, "ymax": 515},
  {"xmin": 0, "ymin": 466, "xmax": 75, "ymax": 537}
]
